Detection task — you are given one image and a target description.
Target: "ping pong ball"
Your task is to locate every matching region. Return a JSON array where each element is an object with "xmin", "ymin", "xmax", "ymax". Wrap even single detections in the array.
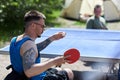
[{"xmin": 62, "ymin": 32, "xmax": 66, "ymax": 37}]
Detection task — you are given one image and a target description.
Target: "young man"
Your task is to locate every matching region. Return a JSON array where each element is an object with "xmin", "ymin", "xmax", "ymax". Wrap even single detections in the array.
[
  {"xmin": 8, "ymin": 10, "xmax": 74, "ymax": 80},
  {"xmin": 86, "ymin": 5, "xmax": 108, "ymax": 30}
]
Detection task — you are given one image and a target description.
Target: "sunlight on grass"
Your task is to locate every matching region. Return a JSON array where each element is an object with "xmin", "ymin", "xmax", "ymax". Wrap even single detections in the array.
[
  {"xmin": 0, "ymin": 41, "xmax": 10, "ymax": 48},
  {"xmin": 74, "ymin": 21, "xmax": 85, "ymax": 25},
  {"xmin": 73, "ymin": 20, "xmax": 86, "ymax": 28},
  {"xmin": 51, "ymin": 10, "xmax": 61, "ymax": 18},
  {"xmin": 48, "ymin": 10, "xmax": 62, "ymax": 27}
]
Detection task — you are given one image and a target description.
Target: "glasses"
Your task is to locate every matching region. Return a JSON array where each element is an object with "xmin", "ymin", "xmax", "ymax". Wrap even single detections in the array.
[{"xmin": 33, "ymin": 22, "xmax": 46, "ymax": 28}]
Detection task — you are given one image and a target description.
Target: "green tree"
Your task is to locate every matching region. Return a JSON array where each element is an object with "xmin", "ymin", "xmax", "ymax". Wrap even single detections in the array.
[{"xmin": 0, "ymin": 0, "xmax": 64, "ymax": 41}]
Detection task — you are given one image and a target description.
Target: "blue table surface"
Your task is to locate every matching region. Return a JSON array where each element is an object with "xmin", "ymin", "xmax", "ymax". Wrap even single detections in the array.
[
  {"xmin": 41, "ymin": 28, "xmax": 120, "ymax": 40},
  {"xmin": 1, "ymin": 28, "xmax": 120, "ymax": 61}
]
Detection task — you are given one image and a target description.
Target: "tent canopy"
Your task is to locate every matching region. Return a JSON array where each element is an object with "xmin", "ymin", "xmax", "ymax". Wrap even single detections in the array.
[{"xmin": 61, "ymin": 0, "xmax": 120, "ymax": 21}]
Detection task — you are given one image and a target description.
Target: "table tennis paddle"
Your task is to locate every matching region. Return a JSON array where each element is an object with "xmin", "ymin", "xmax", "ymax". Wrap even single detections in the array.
[{"xmin": 64, "ymin": 48, "xmax": 80, "ymax": 64}]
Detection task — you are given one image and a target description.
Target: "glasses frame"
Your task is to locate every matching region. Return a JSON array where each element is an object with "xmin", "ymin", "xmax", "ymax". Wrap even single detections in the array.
[{"xmin": 33, "ymin": 22, "xmax": 46, "ymax": 28}]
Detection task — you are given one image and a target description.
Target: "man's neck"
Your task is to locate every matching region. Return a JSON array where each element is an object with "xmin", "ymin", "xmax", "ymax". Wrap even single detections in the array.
[
  {"xmin": 22, "ymin": 33, "xmax": 36, "ymax": 41},
  {"xmin": 95, "ymin": 15, "xmax": 99, "ymax": 18}
]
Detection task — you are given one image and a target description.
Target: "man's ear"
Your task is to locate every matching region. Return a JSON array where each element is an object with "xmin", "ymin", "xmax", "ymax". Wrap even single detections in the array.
[{"xmin": 31, "ymin": 23, "xmax": 36, "ymax": 29}]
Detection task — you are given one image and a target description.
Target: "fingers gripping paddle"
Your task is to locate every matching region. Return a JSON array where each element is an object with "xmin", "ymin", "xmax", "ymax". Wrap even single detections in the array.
[{"xmin": 64, "ymin": 48, "xmax": 80, "ymax": 64}]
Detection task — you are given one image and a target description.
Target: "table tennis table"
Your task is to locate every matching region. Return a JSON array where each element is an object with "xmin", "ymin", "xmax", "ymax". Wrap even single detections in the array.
[
  {"xmin": 1, "ymin": 28, "xmax": 120, "ymax": 62},
  {"xmin": 1, "ymin": 28, "xmax": 120, "ymax": 79}
]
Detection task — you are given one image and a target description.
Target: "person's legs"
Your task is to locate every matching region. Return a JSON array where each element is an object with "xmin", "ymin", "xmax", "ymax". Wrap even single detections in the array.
[
  {"xmin": 56, "ymin": 67, "xmax": 74, "ymax": 80},
  {"xmin": 44, "ymin": 68, "xmax": 74, "ymax": 80},
  {"xmin": 64, "ymin": 68, "xmax": 74, "ymax": 80}
]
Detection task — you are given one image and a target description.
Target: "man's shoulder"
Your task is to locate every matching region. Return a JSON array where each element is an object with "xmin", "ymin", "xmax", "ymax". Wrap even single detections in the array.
[
  {"xmin": 99, "ymin": 16, "xmax": 106, "ymax": 22},
  {"xmin": 87, "ymin": 16, "xmax": 94, "ymax": 22},
  {"xmin": 99, "ymin": 16, "xmax": 105, "ymax": 20},
  {"xmin": 22, "ymin": 40, "xmax": 35, "ymax": 49},
  {"xmin": 87, "ymin": 16, "xmax": 94, "ymax": 21},
  {"xmin": 20, "ymin": 40, "xmax": 37, "ymax": 55}
]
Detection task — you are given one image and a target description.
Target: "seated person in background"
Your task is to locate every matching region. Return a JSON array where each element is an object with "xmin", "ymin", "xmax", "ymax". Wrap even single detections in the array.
[{"xmin": 86, "ymin": 5, "xmax": 108, "ymax": 30}]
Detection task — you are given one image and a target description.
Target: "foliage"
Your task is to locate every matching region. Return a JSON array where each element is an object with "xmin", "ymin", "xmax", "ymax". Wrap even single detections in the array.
[
  {"xmin": 0, "ymin": 0, "xmax": 64, "ymax": 41},
  {"xmin": 74, "ymin": 21, "xmax": 86, "ymax": 26}
]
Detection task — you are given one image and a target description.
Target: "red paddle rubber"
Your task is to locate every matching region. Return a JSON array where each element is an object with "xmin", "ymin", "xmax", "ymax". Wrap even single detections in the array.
[{"xmin": 64, "ymin": 48, "xmax": 80, "ymax": 64}]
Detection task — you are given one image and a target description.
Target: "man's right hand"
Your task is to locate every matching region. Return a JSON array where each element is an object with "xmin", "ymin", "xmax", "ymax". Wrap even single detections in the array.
[{"xmin": 49, "ymin": 32, "xmax": 66, "ymax": 41}]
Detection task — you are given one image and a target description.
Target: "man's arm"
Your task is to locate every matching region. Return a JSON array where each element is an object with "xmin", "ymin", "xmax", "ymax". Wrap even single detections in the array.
[
  {"xmin": 21, "ymin": 40, "xmax": 53, "ymax": 77},
  {"xmin": 100, "ymin": 17, "xmax": 108, "ymax": 30},
  {"xmin": 36, "ymin": 38, "xmax": 52, "ymax": 52},
  {"xmin": 102, "ymin": 21, "xmax": 108, "ymax": 30},
  {"xmin": 22, "ymin": 47, "xmax": 36, "ymax": 71},
  {"xmin": 36, "ymin": 32, "xmax": 66, "ymax": 51},
  {"xmin": 21, "ymin": 41, "xmax": 66, "ymax": 78}
]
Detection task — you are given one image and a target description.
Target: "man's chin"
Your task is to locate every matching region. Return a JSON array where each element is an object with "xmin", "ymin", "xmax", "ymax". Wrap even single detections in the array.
[{"xmin": 37, "ymin": 35, "xmax": 41, "ymax": 38}]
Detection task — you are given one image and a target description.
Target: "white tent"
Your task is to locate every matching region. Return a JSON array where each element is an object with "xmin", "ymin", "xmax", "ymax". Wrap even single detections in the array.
[
  {"xmin": 104, "ymin": 0, "xmax": 120, "ymax": 21},
  {"xmin": 61, "ymin": 0, "xmax": 120, "ymax": 21}
]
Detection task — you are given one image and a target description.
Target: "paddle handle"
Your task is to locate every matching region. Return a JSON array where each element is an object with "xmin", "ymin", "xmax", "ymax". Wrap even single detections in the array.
[{"xmin": 56, "ymin": 65, "xmax": 62, "ymax": 67}]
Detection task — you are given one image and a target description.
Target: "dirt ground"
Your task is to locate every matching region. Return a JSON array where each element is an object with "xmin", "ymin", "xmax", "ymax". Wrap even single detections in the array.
[
  {"xmin": 0, "ymin": 18, "xmax": 120, "ymax": 80},
  {"xmin": 0, "ymin": 54, "xmax": 115, "ymax": 80}
]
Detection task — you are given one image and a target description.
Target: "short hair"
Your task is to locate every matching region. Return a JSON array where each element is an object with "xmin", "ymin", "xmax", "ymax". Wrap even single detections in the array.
[
  {"xmin": 94, "ymin": 5, "xmax": 101, "ymax": 11},
  {"xmin": 23, "ymin": 10, "xmax": 46, "ymax": 30},
  {"xmin": 24, "ymin": 10, "xmax": 46, "ymax": 23}
]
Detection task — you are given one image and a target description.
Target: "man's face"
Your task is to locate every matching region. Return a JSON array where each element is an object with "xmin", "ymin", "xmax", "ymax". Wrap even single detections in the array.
[
  {"xmin": 34, "ymin": 19, "xmax": 45, "ymax": 37},
  {"xmin": 94, "ymin": 7, "xmax": 101, "ymax": 17}
]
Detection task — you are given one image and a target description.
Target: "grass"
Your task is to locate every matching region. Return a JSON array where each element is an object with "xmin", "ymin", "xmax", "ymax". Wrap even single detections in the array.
[
  {"xmin": 74, "ymin": 21, "xmax": 85, "ymax": 26},
  {"xmin": 51, "ymin": 10, "xmax": 61, "ymax": 18},
  {"xmin": 51, "ymin": 10, "xmax": 86, "ymax": 28},
  {"xmin": 73, "ymin": 20, "xmax": 86, "ymax": 28}
]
